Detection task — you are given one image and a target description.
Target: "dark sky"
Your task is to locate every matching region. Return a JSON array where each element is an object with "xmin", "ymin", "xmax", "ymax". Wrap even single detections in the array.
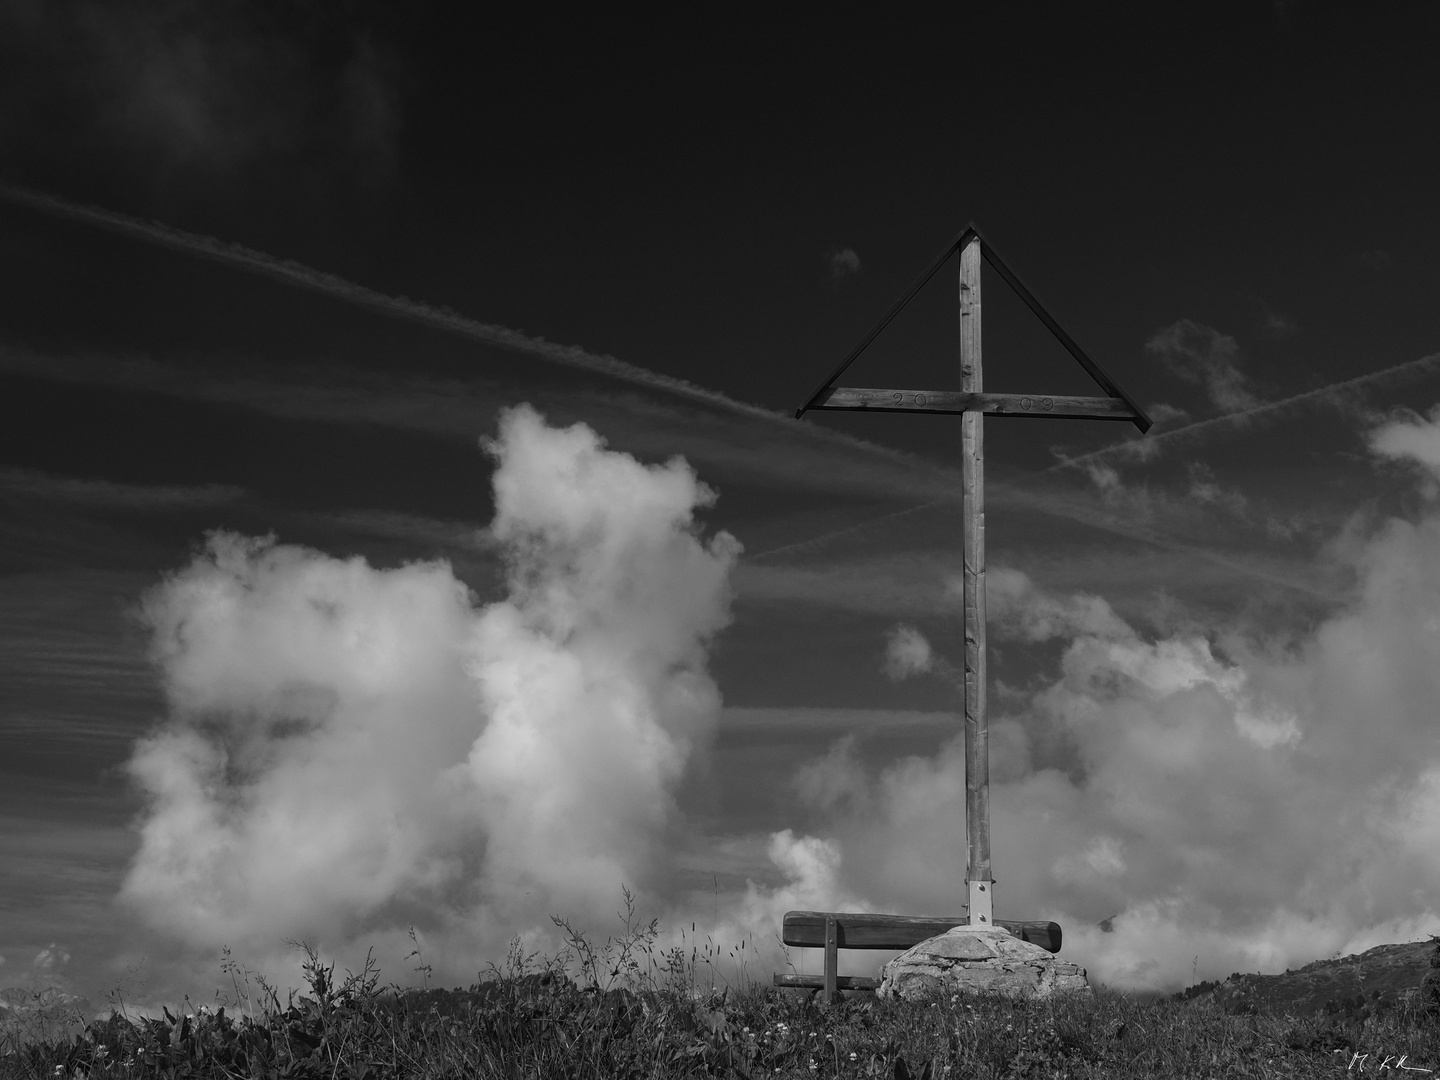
[{"xmin": 3, "ymin": 2, "xmax": 1440, "ymax": 1014}]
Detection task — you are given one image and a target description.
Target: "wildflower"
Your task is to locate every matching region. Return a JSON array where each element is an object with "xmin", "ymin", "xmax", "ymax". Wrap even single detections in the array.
[
  {"xmin": 850, "ymin": 1051, "xmax": 859, "ymax": 1061},
  {"xmin": 93, "ymin": 1046, "xmax": 108, "ymax": 1059},
  {"xmin": 808, "ymin": 1059, "xmax": 818, "ymax": 1072}
]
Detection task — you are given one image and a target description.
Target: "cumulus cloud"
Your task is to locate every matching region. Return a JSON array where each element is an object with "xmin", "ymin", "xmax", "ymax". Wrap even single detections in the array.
[
  {"xmin": 31, "ymin": 944, "xmax": 70, "ymax": 973},
  {"xmin": 1370, "ymin": 404, "xmax": 1440, "ymax": 482},
  {"xmin": 119, "ymin": 405, "xmax": 743, "ymax": 986},
  {"xmin": 827, "ymin": 247, "xmax": 861, "ymax": 278},
  {"xmin": 883, "ymin": 625, "xmax": 934, "ymax": 679},
  {"xmin": 1147, "ymin": 320, "xmax": 1260, "ymax": 414},
  {"xmin": 111, "ymin": 398, "xmax": 1440, "ymax": 997},
  {"xmin": 986, "ymin": 567, "xmax": 1134, "ymax": 643},
  {"xmin": 791, "ymin": 528, "xmax": 1440, "ymax": 990},
  {"xmin": 883, "ymin": 623, "xmax": 972, "ymax": 697}
]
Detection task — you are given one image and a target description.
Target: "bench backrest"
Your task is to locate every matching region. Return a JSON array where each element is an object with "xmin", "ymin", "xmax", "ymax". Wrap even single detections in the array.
[{"xmin": 781, "ymin": 911, "xmax": 1061, "ymax": 954}]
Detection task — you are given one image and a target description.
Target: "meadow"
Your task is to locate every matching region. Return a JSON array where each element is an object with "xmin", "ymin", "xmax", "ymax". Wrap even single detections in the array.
[{"xmin": 4, "ymin": 900, "xmax": 1438, "ymax": 1079}]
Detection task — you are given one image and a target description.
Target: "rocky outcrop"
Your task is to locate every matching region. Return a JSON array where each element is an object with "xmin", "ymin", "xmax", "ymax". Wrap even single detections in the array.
[{"xmin": 877, "ymin": 925, "xmax": 1091, "ymax": 1002}]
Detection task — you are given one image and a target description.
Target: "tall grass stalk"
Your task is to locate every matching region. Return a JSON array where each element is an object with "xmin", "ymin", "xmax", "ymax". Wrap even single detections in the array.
[{"xmin": 5, "ymin": 901, "xmax": 1439, "ymax": 1078}]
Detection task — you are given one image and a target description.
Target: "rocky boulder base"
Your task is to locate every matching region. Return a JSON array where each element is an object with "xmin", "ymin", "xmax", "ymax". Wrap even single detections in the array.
[{"xmin": 878, "ymin": 926, "xmax": 1091, "ymax": 1003}]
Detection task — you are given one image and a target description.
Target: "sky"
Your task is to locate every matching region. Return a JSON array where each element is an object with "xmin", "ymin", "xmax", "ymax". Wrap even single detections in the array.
[{"xmin": 3, "ymin": 1, "xmax": 1440, "ymax": 1017}]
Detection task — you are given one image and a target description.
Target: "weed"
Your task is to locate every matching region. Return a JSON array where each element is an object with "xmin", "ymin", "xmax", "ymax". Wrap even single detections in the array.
[{"xmin": 5, "ymin": 902, "xmax": 1440, "ymax": 1078}]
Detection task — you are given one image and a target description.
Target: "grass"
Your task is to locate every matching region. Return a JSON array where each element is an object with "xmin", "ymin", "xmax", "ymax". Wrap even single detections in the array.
[{"xmin": 4, "ymin": 897, "xmax": 1439, "ymax": 1079}]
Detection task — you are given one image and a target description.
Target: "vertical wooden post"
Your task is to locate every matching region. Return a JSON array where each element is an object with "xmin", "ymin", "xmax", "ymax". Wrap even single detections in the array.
[
  {"xmin": 959, "ymin": 236, "xmax": 992, "ymax": 928},
  {"xmin": 824, "ymin": 915, "xmax": 838, "ymax": 1002}
]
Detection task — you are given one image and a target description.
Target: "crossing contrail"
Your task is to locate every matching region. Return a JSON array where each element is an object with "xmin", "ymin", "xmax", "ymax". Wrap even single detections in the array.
[
  {"xmin": 1047, "ymin": 351, "xmax": 1440, "ymax": 473},
  {"xmin": 751, "ymin": 350, "xmax": 1440, "ymax": 562},
  {"xmin": 0, "ymin": 182, "xmax": 796, "ymax": 430},
  {"xmin": 4, "ymin": 182, "xmax": 1412, "ymax": 595},
  {"xmin": 748, "ymin": 499, "xmax": 947, "ymax": 560}
]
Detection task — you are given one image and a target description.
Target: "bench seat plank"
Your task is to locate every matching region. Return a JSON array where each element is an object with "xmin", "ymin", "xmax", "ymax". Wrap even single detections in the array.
[{"xmin": 781, "ymin": 911, "xmax": 1061, "ymax": 954}]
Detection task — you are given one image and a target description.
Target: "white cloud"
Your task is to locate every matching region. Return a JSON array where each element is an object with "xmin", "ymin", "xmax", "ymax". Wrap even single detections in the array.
[
  {"xmin": 828, "ymin": 247, "xmax": 861, "ymax": 278},
  {"xmin": 755, "ymin": 830, "xmax": 854, "ymax": 912},
  {"xmin": 1147, "ymin": 320, "xmax": 1259, "ymax": 413},
  {"xmin": 780, "ymin": 507, "xmax": 1440, "ymax": 990},
  {"xmin": 985, "ymin": 567, "xmax": 1134, "ymax": 643},
  {"xmin": 32, "ymin": 944, "xmax": 70, "ymax": 972},
  {"xmin": 1370, "ymin": 404, "xmax": 1440, "ymax": 482},
  {"xmin": 99, "ymin": 397, "xmax": 1440, "ymax": 997},
  {"xmin": 1053, "ymin": 836, "xmax": 1126, "ymax": 883},
  {"xmin": 883, "ymin": 625, "xmax": 934, "ymax": 679},
  {"xmin": 119, "ymin": 405, "xmax": 741, "ymax": 985}
]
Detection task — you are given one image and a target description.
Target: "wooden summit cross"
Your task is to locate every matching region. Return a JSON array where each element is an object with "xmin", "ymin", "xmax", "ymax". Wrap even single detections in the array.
[{"xmin": 780, "ymin": 226, "xmax": 1150, "ymax": 997}]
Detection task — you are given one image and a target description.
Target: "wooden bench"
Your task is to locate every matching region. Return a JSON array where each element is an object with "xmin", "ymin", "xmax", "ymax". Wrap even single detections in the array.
[{"xmin": 772, "ymin": 911, "xmax": 1063, "ymax": 998}]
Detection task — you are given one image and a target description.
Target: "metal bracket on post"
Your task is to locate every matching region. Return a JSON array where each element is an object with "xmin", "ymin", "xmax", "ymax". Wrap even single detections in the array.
[{"xmin": 967, "ymin": 878, "xmax": 993, "ymax": 929}]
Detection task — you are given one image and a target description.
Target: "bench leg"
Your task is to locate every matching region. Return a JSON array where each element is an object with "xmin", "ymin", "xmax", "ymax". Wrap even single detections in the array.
[{"xmin": 824, "ymin": 915, "xmax": 838, "ymax": 1003}]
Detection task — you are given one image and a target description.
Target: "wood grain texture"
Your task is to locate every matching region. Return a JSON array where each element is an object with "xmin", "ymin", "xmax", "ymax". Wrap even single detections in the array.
[
  {"xmin": 959, "ymin": 235, "xmax": 992, "ymax": 926},
  {"xmin": 809, "ymin": 387, "xmax": 1141, "ymax": 420},
  {"xmin": 781, "ymin": 911, "xmax": 1062, "ymax": 954},
  {"xmin": 824, "ymin": 914, "xmax": 838, "ymax": 1001}
]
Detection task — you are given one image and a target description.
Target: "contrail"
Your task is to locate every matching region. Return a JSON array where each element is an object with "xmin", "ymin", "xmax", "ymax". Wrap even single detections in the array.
[
  {"xmin": 748, "ymin": 499, "xmax": 946, "ymax": 560},
  {"xmin": 0, "ymin": 183, "xmax": 794, "ymax": 432},
  {"xmin": 747, "ymin": 481, "xmax": 1331, "ymax": 598},
  {"xmin": 1047, "ymin": 351, "xmax": 1440, "ymax": 473},
  {"xmin": 752, "ymin": 350, "xmax": 1440, "ymax": 565},
  {"xmin": 0, "ymin": 182, "xmax": 1384, "ymax": 598}
]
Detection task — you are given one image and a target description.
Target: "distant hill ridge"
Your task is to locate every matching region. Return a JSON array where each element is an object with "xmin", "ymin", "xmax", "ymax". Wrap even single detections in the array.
[{"xmin": 1174, "ymin": 936, "xmax": 1440, "ymax": 1017}]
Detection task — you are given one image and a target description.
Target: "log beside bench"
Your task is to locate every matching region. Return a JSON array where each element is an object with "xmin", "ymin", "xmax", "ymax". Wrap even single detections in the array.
[{"xmin": 773, "ymin": 911, "xmax": 1063, "ymax": 998}]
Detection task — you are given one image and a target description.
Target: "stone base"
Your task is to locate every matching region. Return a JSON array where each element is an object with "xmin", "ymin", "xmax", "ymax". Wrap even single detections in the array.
[{"xmin": 877, "ymin": 925, "xmax": 1092, "ymax": 1002}]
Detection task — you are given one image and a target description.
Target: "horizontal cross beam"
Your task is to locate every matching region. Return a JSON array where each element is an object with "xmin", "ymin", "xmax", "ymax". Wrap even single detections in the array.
[{"xmin": 810, "ymin": 386, "xmax": 1142, "ymax": 421}]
